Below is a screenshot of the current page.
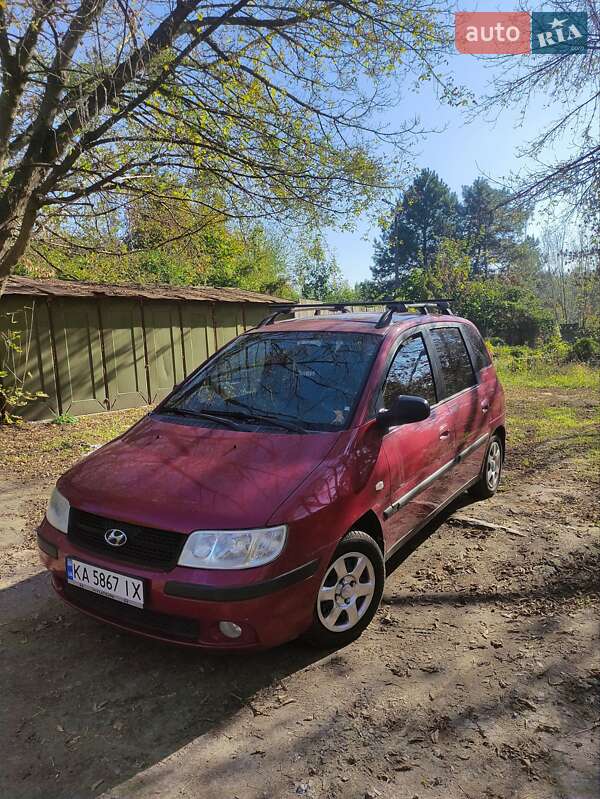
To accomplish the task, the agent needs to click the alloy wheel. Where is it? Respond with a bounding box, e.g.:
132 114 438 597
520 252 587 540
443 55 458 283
486 439 502 490
316 552 376 632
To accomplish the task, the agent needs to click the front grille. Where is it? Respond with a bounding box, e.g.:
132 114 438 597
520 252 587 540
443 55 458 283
68 508 185 570
63 583 200 642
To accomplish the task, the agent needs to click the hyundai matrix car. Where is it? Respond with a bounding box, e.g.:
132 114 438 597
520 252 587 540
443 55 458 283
37 301 505 650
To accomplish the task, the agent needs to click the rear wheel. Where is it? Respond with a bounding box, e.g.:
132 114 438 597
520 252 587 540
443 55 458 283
470 434 503 500
303 530 384 649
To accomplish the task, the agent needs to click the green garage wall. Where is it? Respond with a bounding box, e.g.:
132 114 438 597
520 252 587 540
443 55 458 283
0 294 274 420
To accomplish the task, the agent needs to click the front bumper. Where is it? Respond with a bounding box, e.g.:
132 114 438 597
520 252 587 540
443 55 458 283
37 521 323 650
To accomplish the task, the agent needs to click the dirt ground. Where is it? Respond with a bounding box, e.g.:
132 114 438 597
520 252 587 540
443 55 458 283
1 387 598 799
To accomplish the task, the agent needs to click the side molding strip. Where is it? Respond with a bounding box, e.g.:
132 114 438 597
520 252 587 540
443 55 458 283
458 432 489 461
383 433 489 520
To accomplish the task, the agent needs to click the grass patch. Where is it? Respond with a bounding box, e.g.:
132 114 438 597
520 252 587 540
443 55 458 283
506 394 598 447
504 378 599 483
497 359 599 474
496 361 600 391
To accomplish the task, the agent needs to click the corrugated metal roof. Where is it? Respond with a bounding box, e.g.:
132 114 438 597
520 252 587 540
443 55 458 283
4 276 289 304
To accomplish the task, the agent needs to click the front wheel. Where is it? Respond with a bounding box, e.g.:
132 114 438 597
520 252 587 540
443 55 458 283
303 530 385 649
470 434 503 500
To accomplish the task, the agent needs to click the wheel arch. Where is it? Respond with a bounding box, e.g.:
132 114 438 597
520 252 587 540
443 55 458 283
493 424 506 460
349 510 385 556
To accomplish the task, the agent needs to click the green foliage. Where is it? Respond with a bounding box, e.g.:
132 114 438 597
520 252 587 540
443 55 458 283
52 413 79 426
489 336 600 390
0 313 47 424
25 194 294 297
570 337 600 363
401 238 470 298
370 175 548 346
0 370 47 424
1 0 462 287
372 169 458 294
372 173 538 294
493 350 599 391
459 178 531 277
456 280 555 346
292 233 347 301
352 279 385 302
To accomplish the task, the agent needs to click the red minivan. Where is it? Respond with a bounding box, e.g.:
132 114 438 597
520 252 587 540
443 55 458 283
37 301 505 650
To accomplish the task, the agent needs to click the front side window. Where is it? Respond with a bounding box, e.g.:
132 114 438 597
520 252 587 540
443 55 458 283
381 334 437 408
429 327 476 399
162 331 381 431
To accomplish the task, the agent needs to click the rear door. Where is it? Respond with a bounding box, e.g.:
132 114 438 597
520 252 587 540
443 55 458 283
379 331 456 551
425 325 490 489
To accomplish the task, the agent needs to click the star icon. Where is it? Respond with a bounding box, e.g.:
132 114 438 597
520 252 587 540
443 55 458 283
551 17 567 28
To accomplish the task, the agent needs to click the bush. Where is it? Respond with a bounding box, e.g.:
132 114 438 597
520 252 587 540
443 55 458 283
540 336 571 362
570 337 600 363
490 339 573 373
1 311 48 424
490 341 599 391
457 280 555 346
52 413 79 425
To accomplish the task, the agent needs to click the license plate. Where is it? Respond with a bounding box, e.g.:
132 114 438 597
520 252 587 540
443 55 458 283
66 557 144 608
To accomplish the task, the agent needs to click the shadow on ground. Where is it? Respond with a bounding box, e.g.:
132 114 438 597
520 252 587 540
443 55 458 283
0 493 481 799
1 487 598 799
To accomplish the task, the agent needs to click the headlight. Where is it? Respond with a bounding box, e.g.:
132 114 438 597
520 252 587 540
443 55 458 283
178 525 287 569
46 487 70 534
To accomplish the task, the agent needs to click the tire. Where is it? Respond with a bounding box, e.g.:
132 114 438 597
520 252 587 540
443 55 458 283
303 530 385 649
470 434 503 500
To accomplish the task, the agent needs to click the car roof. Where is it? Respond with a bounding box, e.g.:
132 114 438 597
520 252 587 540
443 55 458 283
248 311 472 337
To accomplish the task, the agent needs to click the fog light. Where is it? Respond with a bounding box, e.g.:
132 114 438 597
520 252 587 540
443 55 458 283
219 621 242 639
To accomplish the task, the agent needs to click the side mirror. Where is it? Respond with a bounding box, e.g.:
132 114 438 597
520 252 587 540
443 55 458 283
376 394 431 429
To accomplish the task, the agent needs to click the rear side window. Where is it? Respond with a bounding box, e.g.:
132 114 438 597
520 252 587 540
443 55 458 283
462 325 491 372
381 334 437 408
429 328 476 399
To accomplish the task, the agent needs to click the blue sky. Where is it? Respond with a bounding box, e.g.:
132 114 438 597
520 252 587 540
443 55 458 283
325 11 572 284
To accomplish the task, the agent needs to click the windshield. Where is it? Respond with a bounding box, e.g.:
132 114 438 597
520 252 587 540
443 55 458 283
161 331 381 432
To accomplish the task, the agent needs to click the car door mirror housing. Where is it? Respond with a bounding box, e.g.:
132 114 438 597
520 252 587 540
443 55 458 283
376 395 431 429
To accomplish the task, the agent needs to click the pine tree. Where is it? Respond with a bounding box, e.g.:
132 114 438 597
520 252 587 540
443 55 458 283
459 178 530 277
371 169 458 295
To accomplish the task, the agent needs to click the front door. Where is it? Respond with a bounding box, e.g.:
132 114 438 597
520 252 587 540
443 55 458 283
379 332 455 551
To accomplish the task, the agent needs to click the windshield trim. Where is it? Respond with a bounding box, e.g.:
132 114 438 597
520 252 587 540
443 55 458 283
157 330 383 433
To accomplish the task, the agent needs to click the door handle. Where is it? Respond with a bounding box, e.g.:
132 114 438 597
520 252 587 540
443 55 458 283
439 428 450 439
481 400 490 414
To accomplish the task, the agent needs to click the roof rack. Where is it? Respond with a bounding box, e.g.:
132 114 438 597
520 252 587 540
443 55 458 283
375 299 453 328
259 302 350 326
257 299 453 328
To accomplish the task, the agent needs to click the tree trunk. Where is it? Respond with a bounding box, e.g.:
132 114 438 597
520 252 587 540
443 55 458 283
0 185 41 297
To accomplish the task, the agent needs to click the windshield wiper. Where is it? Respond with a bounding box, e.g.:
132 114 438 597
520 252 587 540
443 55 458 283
217 408 308 433
159 405 242 430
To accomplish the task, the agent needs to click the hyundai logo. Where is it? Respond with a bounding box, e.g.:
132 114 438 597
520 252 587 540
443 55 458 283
104 528 128 547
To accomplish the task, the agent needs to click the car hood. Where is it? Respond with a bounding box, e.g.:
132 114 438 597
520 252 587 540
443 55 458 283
59 415 340 532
